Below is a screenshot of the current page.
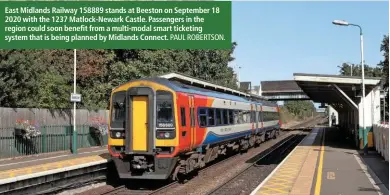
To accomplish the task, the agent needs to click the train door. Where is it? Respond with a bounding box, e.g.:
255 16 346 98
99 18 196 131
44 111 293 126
131 96 148 151
177 93 191 151
188 95 196 149
126 87 156 154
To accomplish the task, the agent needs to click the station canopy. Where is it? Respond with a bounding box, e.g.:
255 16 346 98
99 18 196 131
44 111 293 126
293 73 381 110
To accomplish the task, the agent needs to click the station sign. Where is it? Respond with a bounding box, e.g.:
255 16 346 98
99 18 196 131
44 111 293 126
70 93 82 103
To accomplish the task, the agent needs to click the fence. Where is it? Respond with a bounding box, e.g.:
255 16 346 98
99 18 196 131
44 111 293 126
0 125 108 159
0 107 109 128
373 124 389 162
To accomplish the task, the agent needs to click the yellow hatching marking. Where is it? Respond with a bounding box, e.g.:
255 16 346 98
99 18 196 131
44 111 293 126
267 180 291 188
272 177 295 183
314 129 326 195
257 131 324 194
262 186 288 193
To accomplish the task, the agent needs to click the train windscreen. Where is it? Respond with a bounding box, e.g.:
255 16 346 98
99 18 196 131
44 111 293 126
111 91 126 128
156 90 174 128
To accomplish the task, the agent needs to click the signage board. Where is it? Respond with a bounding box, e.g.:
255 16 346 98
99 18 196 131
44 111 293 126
70 93 82 102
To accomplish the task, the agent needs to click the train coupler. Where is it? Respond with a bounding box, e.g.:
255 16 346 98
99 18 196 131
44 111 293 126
131 156 154 171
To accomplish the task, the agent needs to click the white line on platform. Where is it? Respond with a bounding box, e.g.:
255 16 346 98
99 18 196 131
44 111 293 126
353 154 383 195
0 149 107 167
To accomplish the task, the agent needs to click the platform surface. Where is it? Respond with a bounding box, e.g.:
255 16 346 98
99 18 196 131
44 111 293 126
251 127 388 195
318 128 385 195
0 147 109 185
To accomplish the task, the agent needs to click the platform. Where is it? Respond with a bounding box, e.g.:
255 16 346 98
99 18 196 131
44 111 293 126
250 127 388 195
0 147 110 194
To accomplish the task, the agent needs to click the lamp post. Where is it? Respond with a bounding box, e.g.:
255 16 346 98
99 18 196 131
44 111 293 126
333 19 367 154
345 62 353 76
235 65 242 88
73 49 77 154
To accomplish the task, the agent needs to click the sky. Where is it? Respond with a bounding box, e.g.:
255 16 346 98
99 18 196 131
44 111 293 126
231 1 389 85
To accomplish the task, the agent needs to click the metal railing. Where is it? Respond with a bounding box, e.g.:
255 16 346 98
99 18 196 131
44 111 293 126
0 125 108 159
373 124 389 162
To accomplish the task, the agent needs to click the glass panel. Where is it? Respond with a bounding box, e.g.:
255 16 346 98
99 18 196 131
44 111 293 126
208 109 215 126
216 109 222 125
222 110 228 125
156 91 174 128
111 92 126 122
180 107 186 126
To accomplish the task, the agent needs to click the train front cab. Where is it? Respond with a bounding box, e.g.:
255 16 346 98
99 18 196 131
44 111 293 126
108 80 180 180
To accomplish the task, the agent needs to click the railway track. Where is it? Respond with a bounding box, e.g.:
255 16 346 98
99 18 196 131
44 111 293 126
206 133 305 195
83 116 325 195
101 147 248 195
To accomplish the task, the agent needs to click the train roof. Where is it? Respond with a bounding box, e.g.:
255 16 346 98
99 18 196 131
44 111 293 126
114 73 278 107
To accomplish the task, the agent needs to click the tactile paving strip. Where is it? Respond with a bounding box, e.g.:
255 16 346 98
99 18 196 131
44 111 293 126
0 153 110 180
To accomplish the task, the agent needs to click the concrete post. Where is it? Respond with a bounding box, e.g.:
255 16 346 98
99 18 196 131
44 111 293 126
358 86 380 149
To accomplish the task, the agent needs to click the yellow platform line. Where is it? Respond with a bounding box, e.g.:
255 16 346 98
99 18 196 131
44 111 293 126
314 129 326 195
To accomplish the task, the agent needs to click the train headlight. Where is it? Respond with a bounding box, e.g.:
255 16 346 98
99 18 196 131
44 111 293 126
156 130 175 139
110 130 125 139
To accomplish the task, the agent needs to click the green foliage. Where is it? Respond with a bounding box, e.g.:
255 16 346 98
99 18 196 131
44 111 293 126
338 63 382 77
284 100 316 119
0 44 238 110
378 35 389 122
337 34 389 122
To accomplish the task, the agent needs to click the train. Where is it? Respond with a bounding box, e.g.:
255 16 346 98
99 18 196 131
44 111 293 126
108 73 281 181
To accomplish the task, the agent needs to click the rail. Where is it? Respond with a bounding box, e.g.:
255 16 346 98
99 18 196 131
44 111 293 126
206 133 303 195
373 124 389 161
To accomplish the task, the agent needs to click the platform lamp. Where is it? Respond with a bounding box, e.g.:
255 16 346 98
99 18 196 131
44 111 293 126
332 19 367 154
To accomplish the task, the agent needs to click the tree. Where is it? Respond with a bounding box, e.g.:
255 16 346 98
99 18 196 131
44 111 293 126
284 100 316 119
338 63 382 77
378 35 389 122
0 42 239 110
378 35 389 90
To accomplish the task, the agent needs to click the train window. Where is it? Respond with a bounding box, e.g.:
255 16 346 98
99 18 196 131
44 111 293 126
259 112 262 122
250 111 255 123
263 112 269 121
180 107 186 126
156 91 174 128
228 110 234 124
242 111 250 123
238 110 245 124
198 108 207 127
208 109 215 126
111 91 126 125
234 110 239 124
222 110 228 125
216 109 222 125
